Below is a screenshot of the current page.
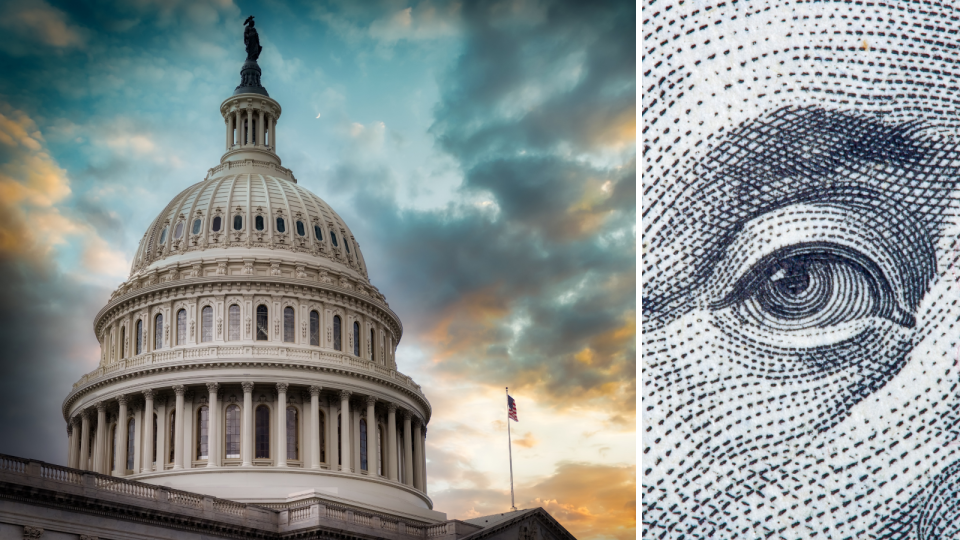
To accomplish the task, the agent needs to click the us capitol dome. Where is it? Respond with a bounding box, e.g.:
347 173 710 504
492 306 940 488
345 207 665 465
59 27 439 523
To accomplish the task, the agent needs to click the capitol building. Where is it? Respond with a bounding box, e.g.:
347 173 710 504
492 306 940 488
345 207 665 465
0 20 574 540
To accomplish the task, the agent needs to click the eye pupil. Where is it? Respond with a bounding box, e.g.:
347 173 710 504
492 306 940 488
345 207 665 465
771 263 810 295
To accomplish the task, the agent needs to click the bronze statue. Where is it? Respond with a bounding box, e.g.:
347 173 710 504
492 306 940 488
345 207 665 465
243 16 262 61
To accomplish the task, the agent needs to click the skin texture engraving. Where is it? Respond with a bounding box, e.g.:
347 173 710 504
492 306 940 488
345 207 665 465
642 2 960 538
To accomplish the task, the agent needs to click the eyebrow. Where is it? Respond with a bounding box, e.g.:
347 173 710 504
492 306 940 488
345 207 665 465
644 106 958 320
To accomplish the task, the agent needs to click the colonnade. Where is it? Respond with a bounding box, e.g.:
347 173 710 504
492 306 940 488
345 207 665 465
66 382 428 494
225 105 276 152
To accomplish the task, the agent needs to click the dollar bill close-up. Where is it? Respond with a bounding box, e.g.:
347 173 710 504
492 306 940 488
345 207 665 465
642 1 960 538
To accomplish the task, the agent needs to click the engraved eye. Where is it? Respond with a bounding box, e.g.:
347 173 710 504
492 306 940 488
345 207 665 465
713 244 914 331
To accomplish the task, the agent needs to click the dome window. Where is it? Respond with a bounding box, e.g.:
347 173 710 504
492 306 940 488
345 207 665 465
331 231 339 247
233 216 243 231
256 305 268 341
345 240 350 254
314 225 323 241
276 217 286 233
174 222 184 239
192 219 202 235
212 216 222 232
255 216 265 231
159 228 167 244
296 221 305 236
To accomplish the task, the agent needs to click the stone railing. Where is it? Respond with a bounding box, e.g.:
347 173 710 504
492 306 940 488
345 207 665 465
0 454 477 539
72 345 424 397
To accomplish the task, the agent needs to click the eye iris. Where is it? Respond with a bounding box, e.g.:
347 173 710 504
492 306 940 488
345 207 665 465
742 254 877 330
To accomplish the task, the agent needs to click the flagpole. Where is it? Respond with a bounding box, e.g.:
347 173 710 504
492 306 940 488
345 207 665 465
507 386 516 511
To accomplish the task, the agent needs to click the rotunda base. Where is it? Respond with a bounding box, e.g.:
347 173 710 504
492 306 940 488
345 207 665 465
133 467 444 522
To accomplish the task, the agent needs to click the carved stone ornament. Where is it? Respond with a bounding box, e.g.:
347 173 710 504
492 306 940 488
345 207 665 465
192 263 202 277
242 381 254 393
217 317 223 336
274 319 280 335
296 265 307 278
245 317 252 335
319 270 333 284
242 262 254 275
190 320 196 337
217 262 227 275
340 276 353 290
80 535 99 540
270 262 281 276
23 526 43 539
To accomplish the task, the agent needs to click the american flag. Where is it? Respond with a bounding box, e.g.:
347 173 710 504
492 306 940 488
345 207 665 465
507 395 518 422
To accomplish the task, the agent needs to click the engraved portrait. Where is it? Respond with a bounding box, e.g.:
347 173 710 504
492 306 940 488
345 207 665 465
643 1 960 538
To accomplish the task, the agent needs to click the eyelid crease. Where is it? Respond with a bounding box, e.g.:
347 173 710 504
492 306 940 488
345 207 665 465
705 202 920 319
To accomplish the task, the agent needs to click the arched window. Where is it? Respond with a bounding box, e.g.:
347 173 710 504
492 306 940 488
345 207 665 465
255 405 270 459
318 410 326 463
176 309 187 345
212 216 222 232
370 328 375 360
286 407 298 460
126 418 135 470
296 221 305 236
360 418 368 471
174 222 184 239
331 231 339 247
276 217 286 233
310 310 320 346
225 405 240 459
155 314 163 350
120 326 126 358
159 227 167 244
353 322 360 356
283 306 295 343
233 215 243 230
333 315 342 351
197 406 209 459
255 215 265 231
228 304 240 341
192 218 202 235
345 240 350 254
169 411 176 463
201 306 213 343
136 320 143 355
256 305 268 341
314 225 323 241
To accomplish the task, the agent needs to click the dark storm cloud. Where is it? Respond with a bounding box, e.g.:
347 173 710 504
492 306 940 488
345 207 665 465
330 0 636 419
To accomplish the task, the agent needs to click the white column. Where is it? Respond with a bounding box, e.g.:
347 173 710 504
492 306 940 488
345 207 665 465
258 109 265 146
79 411 91 471
132 403 142 474
366 397 377 475
142 390 154 472
353 402 361 472
115 395 128 476
66 423 75 469
156 398 167 471
234 109 242 147
70 418 81 469
339 390 351 473
206 383 219 467
402 411 413 486
246 108 253 146
422 426 428 493
310 386 321 469
269 114 276 151
172 385 185 470
387 403 398 481
413 418 423 490
276 383 288 467
242 382 254 466
327 396 337 468
95 402 107 474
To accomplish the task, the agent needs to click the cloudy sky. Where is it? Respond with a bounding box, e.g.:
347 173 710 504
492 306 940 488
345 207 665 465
0 0 635 538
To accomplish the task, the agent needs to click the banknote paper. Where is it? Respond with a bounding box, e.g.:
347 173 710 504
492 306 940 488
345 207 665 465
642 1 960 538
